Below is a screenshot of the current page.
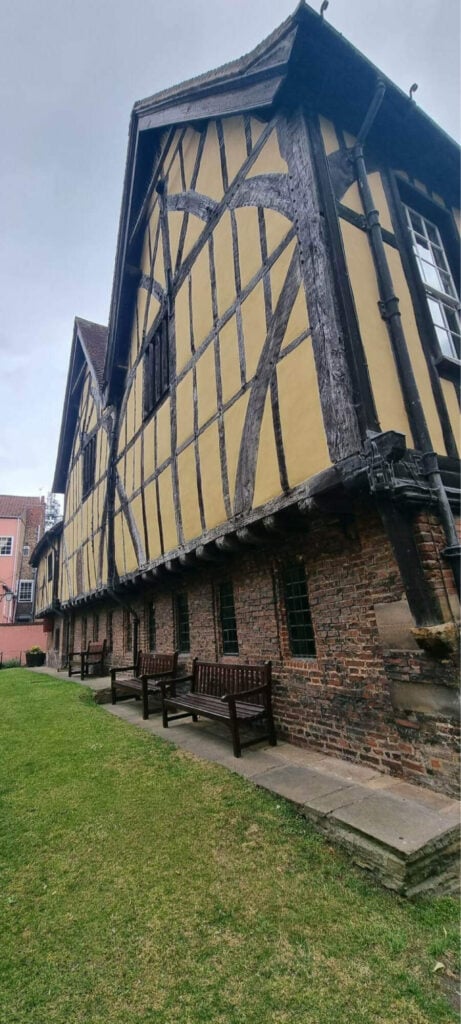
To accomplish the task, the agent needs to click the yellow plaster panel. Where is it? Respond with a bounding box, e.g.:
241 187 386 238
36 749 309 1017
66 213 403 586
101 542 108 587
125 444 135 498
241 279 266 381
192 244 214 347
253 394 281 508
175 278 192 373
167 148 183 195
319 116 339 156
341 181 363 218
126 387 135 447
246 129 288 177
164 129 183 175
386 244 447 454
224 391 249 506
156 398 171 468
270 237 297 310
182 213 204 262
144 480 162 561
195 121 224 201
264 209 292 256
182 127 201 189
132 437 142 494
114 512 125 576
87 405 97 435
277 340 331 486
145 205 160 262
199 422 227 529
353 172 401 232
343 130 356 148
234 206 262 288
88 542 96 591
136 285 149 341
281 285 310 351
177 445 202 541
370 172 394 234
196 345 217 427
219 317 242 403
452 209 461 235
142 417 155 480
440 380 460 451
250 117 265 148
153 234 166 291
157 467 178 554
140 219 153 276
144 294 161 341
176 373 194 447
131 494 145 557
134 367 143 436
168 211 184 270
222 116 247 183
341 220 413 443
213 212 236 317
122 510 138 574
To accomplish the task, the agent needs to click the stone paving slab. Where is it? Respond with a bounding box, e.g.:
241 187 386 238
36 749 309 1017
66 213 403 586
331 791 457 855
27 667 460 894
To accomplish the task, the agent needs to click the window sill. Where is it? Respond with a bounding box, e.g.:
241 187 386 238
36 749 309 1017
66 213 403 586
434 354 460 383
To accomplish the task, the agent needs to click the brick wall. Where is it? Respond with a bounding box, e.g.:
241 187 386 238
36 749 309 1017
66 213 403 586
0 624 46 662
57 500 459 796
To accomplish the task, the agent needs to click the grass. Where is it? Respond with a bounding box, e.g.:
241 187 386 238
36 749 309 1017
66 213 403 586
0 669 459 1024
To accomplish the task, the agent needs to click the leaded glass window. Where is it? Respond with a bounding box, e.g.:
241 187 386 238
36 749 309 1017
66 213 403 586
283 562 316 658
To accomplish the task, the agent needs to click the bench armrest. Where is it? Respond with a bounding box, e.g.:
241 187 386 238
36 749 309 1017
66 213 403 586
221 682 270 703
111 664 137 680
68 650 84 658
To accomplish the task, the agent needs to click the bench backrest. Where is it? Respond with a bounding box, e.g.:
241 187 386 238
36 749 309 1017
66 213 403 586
192 660 271 702
136 651 178 678
86 640 106 662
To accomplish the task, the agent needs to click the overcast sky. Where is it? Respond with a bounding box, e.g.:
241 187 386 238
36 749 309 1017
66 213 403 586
0 0 459 500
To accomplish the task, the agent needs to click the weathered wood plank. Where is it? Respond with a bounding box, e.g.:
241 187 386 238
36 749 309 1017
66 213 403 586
278 109 362 462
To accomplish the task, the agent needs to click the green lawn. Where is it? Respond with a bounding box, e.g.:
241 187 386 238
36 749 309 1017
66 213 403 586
0 669 458 1024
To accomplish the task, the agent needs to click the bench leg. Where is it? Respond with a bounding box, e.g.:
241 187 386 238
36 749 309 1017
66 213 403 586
162 702 169 728
228 706 241 758
111 683 116 705
142 679 149 720
192 713 198 722
265 694 277 747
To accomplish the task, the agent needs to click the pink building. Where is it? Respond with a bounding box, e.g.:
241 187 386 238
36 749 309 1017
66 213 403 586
0 496 45 624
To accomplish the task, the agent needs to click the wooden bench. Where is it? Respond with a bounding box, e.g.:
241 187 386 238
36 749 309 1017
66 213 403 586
162 659 276 757
68 639 107 681
111 651 178 720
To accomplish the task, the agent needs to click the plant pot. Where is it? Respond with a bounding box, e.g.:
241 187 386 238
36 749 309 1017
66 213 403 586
25 652 46 667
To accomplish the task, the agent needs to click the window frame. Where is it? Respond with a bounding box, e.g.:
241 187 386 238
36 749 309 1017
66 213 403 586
403 203 460 362
174 593 190 654
390 176 460 380
82 432 97 501
18 579 34 603
218 580 239 656
143 315 170 420
282 561 316 659
0 536 13 556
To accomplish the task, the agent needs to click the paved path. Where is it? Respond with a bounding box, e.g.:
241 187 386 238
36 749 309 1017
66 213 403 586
31 666 460 895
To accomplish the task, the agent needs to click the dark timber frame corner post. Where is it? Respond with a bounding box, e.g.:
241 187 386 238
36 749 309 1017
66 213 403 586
278 107 362 466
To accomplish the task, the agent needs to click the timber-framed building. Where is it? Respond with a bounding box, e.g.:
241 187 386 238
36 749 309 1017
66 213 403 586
31 3 461 795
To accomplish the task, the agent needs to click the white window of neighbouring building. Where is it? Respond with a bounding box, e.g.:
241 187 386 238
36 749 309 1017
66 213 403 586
18 579 34 602
0 537 13 555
